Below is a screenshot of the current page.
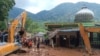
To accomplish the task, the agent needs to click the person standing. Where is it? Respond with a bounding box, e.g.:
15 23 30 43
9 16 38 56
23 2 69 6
33 37 36 45
0 30 2 42
2 30 8 42
36 37 40 49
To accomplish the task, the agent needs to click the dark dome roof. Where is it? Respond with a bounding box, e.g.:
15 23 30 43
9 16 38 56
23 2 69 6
74 7 94 22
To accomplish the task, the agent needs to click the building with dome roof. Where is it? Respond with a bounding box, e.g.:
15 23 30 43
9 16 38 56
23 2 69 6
74 7 94 22
44 6 100 49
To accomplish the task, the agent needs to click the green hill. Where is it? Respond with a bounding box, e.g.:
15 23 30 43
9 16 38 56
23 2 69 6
9 2 100 22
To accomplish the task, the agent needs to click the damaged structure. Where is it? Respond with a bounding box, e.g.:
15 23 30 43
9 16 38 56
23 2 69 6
45 6 100 50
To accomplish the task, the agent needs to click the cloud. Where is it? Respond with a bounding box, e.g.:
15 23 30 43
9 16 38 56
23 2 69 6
15 0 100 13
15 0 56 13
25 6 43 14
15 0 30 8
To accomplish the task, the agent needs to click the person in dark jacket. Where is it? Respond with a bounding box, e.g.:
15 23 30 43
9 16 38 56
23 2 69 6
33 37 36 45
18 27 25 38
1 30 8 42
15 33 21 43
36 37 40 49
0 30 2 42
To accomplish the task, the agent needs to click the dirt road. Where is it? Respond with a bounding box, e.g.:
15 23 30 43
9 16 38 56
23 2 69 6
8 45 100 56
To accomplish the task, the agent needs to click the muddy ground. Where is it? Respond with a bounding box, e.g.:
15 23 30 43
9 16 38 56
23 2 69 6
8 45 100 56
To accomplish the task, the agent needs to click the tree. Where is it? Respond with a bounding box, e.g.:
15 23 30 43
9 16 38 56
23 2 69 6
0 0 15 30
25 17 38 33
0 0 15 21
25 17 46 33
0 21 6 30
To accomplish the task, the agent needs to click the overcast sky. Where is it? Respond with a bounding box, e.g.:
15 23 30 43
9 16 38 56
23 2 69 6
15 0 100 14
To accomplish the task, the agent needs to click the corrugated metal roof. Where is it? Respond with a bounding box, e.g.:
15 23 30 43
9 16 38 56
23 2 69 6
59 28 79 32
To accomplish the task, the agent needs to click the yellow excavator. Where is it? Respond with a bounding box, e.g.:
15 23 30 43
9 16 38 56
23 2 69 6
79 23 100 55
0 11 26 56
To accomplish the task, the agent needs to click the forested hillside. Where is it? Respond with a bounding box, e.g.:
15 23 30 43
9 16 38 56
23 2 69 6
9 2 100 22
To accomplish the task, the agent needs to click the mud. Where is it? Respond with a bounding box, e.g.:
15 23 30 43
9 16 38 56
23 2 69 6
8 45 100 56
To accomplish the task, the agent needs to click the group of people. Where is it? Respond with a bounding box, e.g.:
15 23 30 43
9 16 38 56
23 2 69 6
0 27 25 43
15 28 33 48
0 27 42 50
16 28 41 49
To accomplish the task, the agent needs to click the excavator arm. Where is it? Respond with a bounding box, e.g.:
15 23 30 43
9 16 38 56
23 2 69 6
79 23 92 54
79 23 100 55
0 11 27 56
8 11 27 43
21 11 27 28
8 19 19 43
85 28 100 32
